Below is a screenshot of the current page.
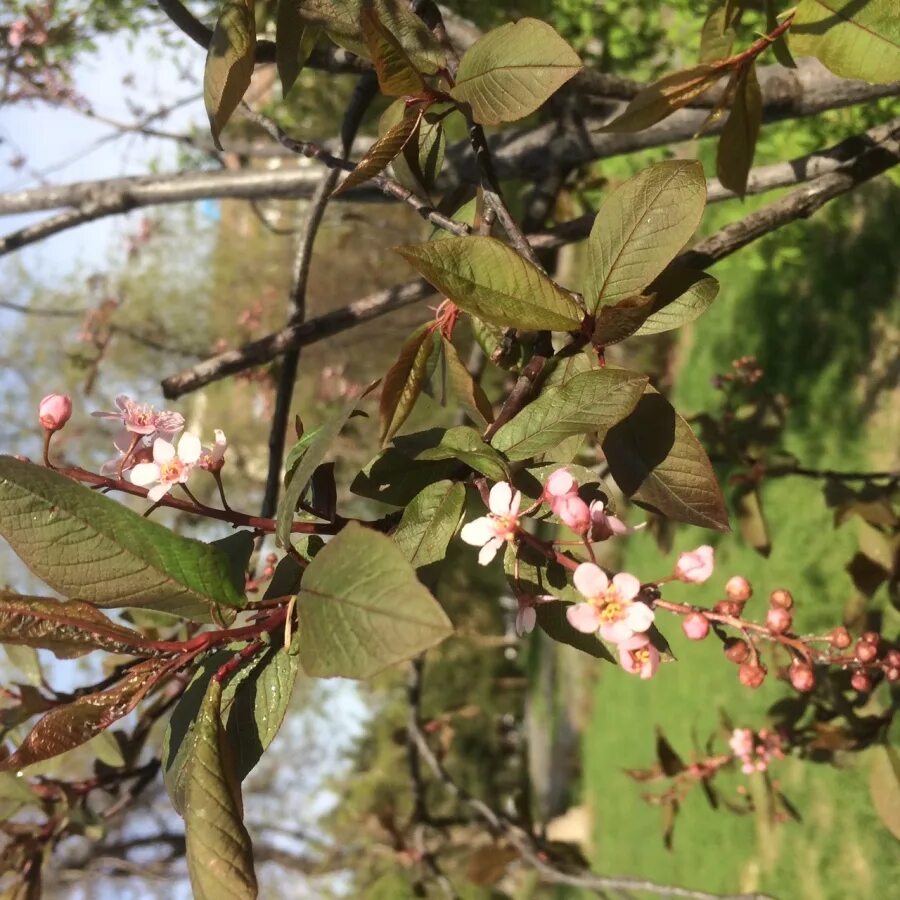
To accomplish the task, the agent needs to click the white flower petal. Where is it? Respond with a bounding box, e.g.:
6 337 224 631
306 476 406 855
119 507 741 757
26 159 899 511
488 482 513 516
460 517 496 547
147 483 171 503
508 489 522 517
177 431 202 464
517 606 537 636
573 562 608 600
566 602 601 634
625 601 654 634
153 437 175 464
130 463 161 486
477 537 503 566
612 572 641 602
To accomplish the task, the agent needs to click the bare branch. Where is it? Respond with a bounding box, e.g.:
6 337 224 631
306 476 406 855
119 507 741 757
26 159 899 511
162 279 435 399
530 117 900 249
161 127 898 399
445 60 900 184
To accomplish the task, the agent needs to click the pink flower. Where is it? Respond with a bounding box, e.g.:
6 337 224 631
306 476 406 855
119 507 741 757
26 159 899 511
99 429 153 476
515 594 551 637
38 393 72 432
728 728 754 758
555 493 591 533
460 482 522 566
544 468 576 502
92 394 184 438
198 429 227 472
617 634 660 679
588 499 633 542
130 433 202 502
566 562 653 642
674 545 715 584
8 20 27 50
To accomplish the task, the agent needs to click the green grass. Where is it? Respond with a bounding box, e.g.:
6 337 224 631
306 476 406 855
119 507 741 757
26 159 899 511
581 181 900 897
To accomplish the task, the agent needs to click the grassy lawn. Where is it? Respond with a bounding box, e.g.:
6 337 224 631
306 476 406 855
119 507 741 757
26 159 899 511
582 181 900 898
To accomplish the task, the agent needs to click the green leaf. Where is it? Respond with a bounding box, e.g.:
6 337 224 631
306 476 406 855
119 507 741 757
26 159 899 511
297 522 453 678
699 1 737 62
184 680 258 900
283 426 322 482
225 640 302 780
735 484 771 557
869 745 900 840
0 591 146 658
491 369 649 461
416 426 509 481
397 236 584 332
536 601 615 662
379 326 438 444
602 389 729 531
441 337 493 428
716 63 762 199
450 18 582 125
351 447 461 507
205 0 257 150
276 394 365 547
296 0 444 72
585 160 707 313
361 4 424 96
0 457 246 620
0 659 164 772
402 110 447 193
334 108 420 196
3 645 42 686
392 480 465 567
276 2 318 96
601 64 725 133
633 268 720 336
789 0 900 84
764 0 796 68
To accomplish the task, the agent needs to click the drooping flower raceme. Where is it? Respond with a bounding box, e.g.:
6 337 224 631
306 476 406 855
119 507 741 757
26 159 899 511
617 634 660 679
566 562 654 643
130 433 202 502
460 482 522 566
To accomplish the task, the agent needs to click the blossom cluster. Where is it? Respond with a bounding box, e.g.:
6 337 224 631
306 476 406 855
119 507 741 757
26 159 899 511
459 467 720 680
728 727 785 774
38 392 227 504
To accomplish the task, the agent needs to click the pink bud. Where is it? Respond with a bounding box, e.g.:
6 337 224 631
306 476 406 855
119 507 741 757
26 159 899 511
555 493 590 533
739 662 766 689
544 467 575 501
850 671 871 693
725 575 752 603
674 545 715 584
682 613 710 641
766 607 792 634
39 393 72 432
789 662 815 693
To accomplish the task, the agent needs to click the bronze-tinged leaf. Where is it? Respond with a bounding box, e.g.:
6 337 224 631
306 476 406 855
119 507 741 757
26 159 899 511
361 4 424 96
656 728 685 776
591 293 657 346
634 267 720 336
0 591 148 659
602 388 730 531
0 659 165 772
205 0 257 149
716 63 762 199
441 337 493 428
379 326 438 444
601 63 727 133
333 109 420 196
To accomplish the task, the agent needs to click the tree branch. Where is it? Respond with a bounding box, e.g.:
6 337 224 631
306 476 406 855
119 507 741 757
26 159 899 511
160 128 899 399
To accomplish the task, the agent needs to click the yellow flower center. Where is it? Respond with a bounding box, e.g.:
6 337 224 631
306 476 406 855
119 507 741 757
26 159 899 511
159 459 186 483
632 648 650 665
599 600 623 623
